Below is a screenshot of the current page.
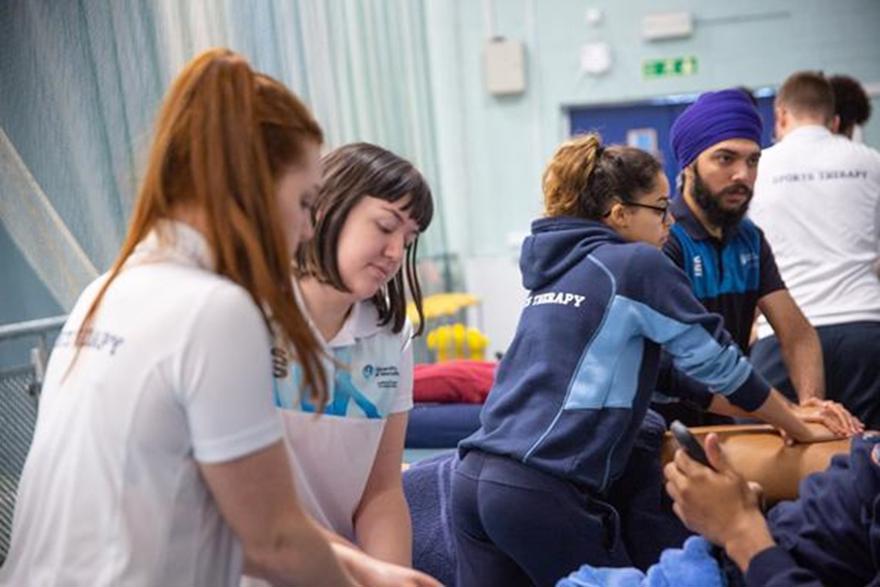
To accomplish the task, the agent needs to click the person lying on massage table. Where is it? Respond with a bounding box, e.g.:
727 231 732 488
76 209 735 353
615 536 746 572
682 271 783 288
559 428 876 586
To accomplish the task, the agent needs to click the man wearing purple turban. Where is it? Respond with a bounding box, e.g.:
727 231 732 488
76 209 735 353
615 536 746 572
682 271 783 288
652 89 826 426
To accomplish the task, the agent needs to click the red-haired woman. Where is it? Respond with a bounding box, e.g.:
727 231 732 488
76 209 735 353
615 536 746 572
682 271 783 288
0 50 434 587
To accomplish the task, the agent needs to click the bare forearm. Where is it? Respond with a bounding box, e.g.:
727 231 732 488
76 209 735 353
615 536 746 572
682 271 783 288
750 389 811 440
759 290 825 403
244 515 352 587
778 329 825 402
722 511 777 573
354 488 413 566
200 444 353 587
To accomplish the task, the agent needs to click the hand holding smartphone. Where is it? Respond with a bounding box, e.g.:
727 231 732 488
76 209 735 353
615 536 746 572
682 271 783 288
670 420 716 471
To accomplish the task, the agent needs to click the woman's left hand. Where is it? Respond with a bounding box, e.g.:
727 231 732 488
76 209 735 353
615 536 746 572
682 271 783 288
792 398 863 437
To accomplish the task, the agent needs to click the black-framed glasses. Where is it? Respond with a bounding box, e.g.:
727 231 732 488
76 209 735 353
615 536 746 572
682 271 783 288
604 201 671 223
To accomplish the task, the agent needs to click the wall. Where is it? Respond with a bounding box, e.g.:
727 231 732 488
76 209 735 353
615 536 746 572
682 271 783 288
0 0 444 369
426 0 880 356
3 1 879 361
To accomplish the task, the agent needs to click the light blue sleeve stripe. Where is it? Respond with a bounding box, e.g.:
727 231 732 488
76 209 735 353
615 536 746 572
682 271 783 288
564 295 642 410
564 295 751 411
624 297 751 396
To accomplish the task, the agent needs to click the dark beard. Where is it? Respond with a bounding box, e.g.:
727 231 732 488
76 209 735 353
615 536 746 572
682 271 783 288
691 167 752 230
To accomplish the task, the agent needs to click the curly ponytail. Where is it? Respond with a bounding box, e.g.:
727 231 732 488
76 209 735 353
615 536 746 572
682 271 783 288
542 133 663 220
542 134 604 218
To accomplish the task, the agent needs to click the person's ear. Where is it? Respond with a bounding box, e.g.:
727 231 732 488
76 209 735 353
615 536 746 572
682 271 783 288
774 104 785 120
681 165 696 198
830 114 841 134
684 164 695 181
774 105 789 138
605 201 629 228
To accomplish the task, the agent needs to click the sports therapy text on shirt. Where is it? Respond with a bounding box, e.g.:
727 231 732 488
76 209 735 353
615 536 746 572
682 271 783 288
771 169 868 183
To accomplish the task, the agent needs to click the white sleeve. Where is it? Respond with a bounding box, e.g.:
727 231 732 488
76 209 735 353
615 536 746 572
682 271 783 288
175 284 282 463
873 152 880 248
389 321 414 414
874 176 880 253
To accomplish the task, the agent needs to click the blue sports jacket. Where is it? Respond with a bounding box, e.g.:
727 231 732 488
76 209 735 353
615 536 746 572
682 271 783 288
460 217 770 492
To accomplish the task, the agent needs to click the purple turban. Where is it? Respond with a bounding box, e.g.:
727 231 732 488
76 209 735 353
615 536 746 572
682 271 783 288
669 89 763 171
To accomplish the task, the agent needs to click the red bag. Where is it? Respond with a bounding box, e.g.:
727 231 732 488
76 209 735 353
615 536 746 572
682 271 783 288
413 360 496 404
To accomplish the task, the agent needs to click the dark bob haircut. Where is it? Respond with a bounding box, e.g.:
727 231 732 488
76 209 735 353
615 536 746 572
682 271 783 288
297 142 434 335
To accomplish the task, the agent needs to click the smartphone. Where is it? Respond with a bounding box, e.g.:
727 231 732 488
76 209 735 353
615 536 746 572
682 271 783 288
670 420 715 470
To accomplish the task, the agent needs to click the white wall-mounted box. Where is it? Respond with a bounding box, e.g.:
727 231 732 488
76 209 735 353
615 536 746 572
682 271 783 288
642 12 694 41
484 38 526 96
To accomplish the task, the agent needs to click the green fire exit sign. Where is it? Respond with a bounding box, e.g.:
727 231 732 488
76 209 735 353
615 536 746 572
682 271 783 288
642 56 698 79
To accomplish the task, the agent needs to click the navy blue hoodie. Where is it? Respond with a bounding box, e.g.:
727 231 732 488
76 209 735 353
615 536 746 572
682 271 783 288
460 217 770 492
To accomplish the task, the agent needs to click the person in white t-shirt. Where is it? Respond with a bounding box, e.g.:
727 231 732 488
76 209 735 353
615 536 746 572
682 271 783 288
750 70 880 428
0 49 437 587
267 143 434 570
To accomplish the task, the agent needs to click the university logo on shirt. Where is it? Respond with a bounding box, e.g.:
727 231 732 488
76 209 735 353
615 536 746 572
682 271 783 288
273 346 401 419
739 252 759 268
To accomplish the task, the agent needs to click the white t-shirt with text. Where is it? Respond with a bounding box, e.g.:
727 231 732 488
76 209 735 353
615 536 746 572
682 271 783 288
751 125 880 337
0 222 282 587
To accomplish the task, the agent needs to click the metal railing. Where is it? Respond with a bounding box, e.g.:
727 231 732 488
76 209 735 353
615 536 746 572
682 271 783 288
0 315 66 564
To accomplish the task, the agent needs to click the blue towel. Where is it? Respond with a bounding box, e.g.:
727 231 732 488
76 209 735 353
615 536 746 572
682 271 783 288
403 451 458 586
556 537 724 587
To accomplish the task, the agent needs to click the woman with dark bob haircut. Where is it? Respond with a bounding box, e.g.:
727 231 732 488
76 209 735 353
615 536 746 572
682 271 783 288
251 142 436 583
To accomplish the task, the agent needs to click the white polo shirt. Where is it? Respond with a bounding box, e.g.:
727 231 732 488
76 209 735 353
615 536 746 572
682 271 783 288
0 222 282 587
272 287 413 541
751 125 880 338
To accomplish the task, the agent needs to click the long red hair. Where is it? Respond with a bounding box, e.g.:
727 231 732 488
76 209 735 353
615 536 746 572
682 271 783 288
70 48 328 405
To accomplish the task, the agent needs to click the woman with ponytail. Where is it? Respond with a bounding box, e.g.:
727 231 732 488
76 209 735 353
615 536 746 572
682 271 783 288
0 49 428 587
450 134 852 586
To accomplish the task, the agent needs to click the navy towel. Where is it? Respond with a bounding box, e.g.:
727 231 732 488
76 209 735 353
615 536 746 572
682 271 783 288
404 451 458 586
